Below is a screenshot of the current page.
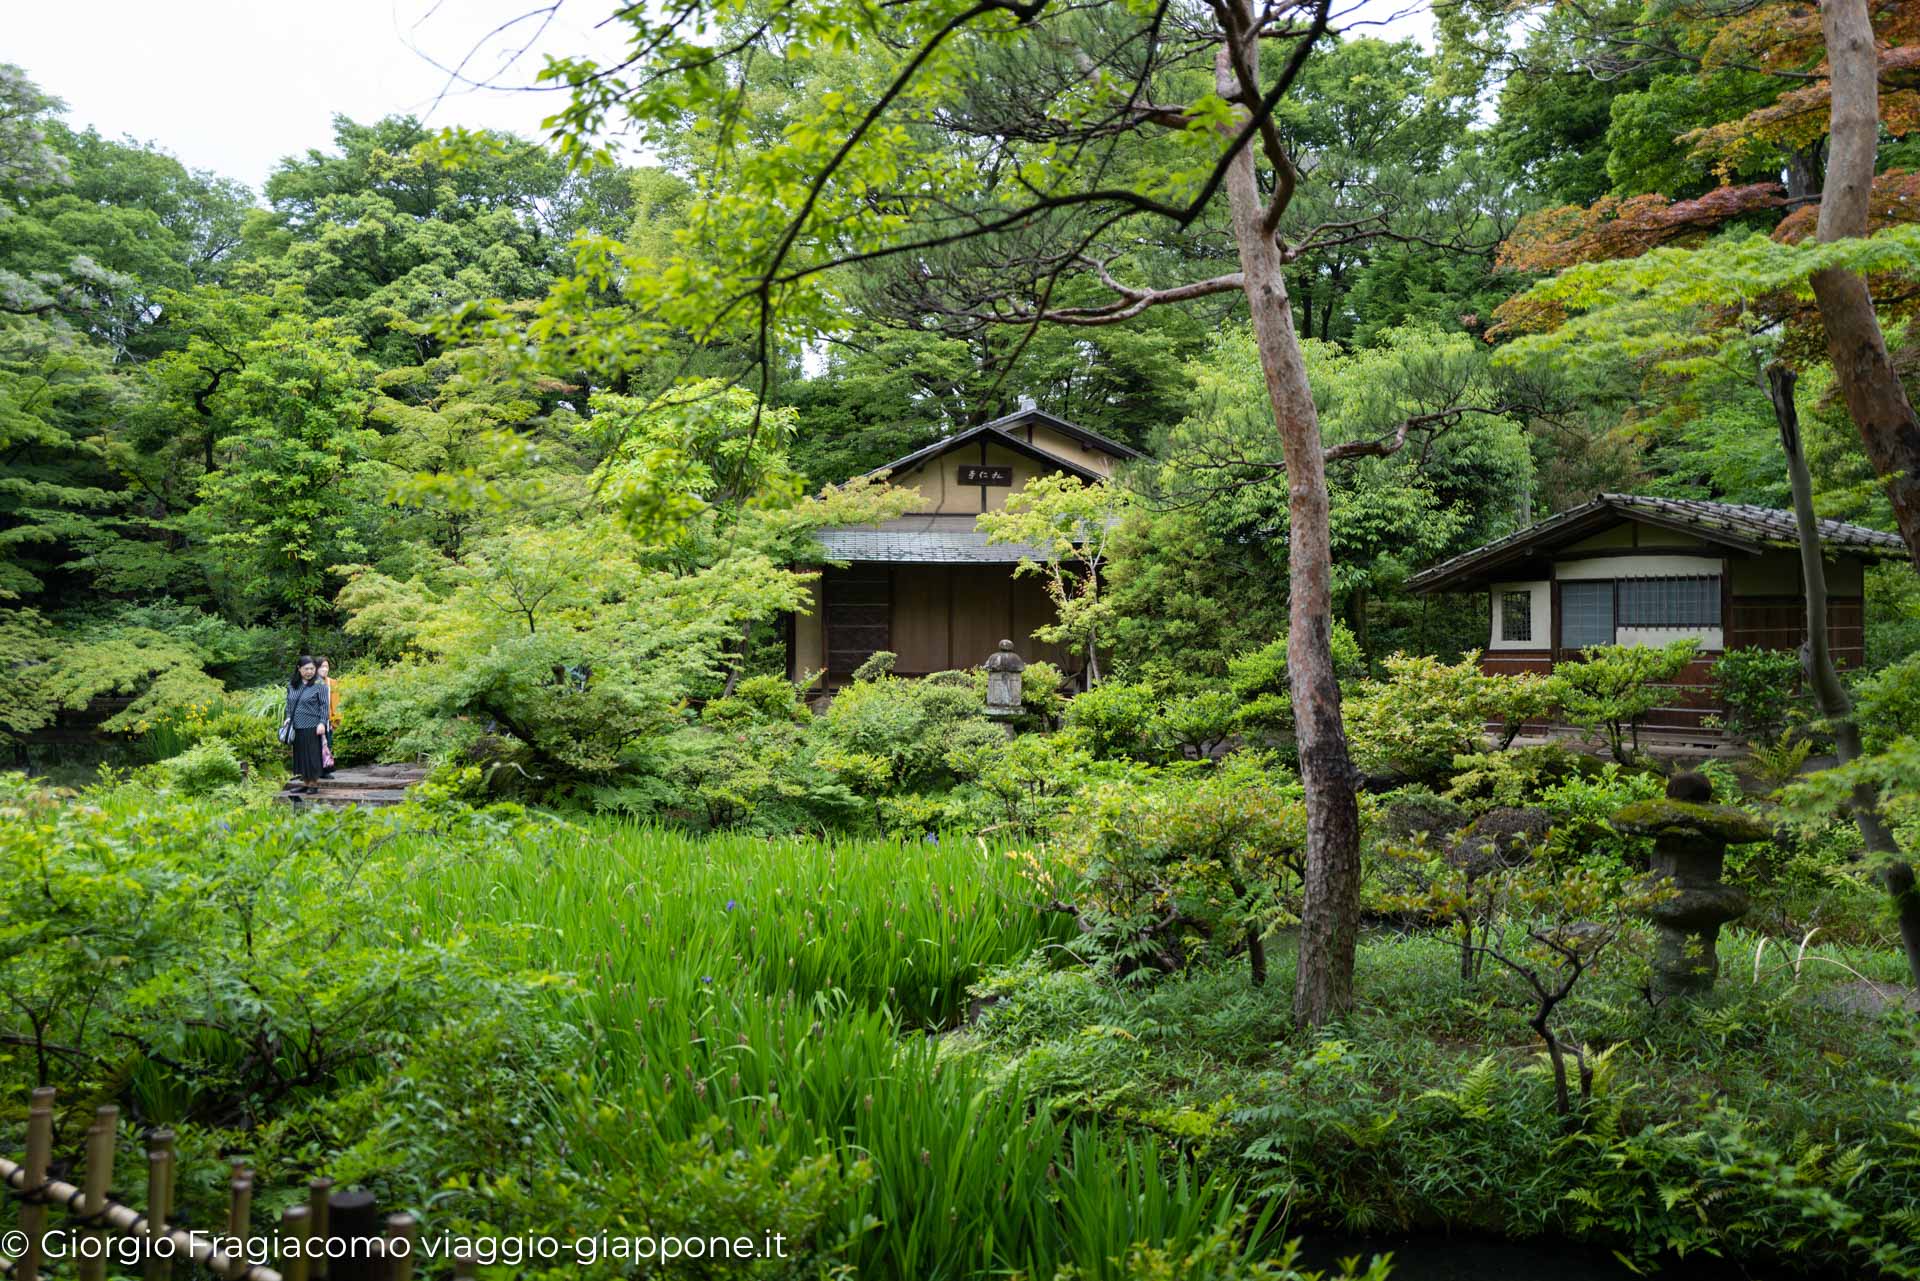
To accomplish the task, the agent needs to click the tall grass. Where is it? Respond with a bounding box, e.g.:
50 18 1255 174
403 821 1253 1279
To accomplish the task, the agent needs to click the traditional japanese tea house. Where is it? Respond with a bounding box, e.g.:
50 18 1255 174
788 405 1139 684
1407 494 1906 730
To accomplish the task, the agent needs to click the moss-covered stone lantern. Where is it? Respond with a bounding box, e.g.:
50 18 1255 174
1613 773 1772 996
983 640 1026 732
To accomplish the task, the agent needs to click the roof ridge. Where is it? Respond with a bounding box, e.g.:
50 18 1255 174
1409 492 1903 593
976 406 1143 460
866 422 1107 483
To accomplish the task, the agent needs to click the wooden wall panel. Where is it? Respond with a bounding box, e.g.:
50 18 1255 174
1728 595 1866 671
891 568 952 675
949 567 1013 670
1011 573 1073 670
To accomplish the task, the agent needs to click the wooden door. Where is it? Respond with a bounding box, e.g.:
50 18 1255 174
824 567 891 676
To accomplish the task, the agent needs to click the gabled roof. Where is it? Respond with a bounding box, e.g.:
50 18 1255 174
866 409 1141 483
866 423 1102 483
975 406 1143 461
812 516 1050 564
1408 494 1907 593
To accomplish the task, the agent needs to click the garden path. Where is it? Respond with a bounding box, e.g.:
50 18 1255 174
277 762 427 808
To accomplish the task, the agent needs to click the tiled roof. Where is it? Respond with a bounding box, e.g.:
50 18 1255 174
1606 494 1906 552
1409 493 1905 592
811 517 1051 564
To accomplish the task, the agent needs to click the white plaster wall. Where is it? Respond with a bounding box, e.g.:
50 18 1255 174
1617 626 1724 650
1555 555 1720 580
1490 580 1550 650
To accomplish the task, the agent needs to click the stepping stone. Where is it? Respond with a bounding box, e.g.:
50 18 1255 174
278 762 427 810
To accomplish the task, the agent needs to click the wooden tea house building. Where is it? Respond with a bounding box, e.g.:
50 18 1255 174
788 405 1139 684
1408 494 1906 731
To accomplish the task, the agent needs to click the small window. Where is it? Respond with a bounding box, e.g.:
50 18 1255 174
1561 581 1615 650
1500 591 1533 643
1617 576 1721 628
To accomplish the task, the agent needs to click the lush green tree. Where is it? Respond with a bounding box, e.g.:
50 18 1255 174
979 473 1130 682
187 315 385 634
1123 323 1535 668
1489 2 1654 206
1274 36 1502 346
239 116 599 368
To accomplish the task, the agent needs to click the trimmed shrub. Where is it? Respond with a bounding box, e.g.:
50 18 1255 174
164 736 245 796
1712 647 1804 740
1344 652 1496 781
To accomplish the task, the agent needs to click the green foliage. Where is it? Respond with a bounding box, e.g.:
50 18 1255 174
1747 729 1815 789
162 736 244 796
1059 755 1306 986
0 777 549 1129
661 717 863 833
1154 689 1241 760
1118 326 1533 674
187 314 386 629
979 474 1129 681
949 728 1099 837
1553 640 1701 764
1444 742 1600 813
338 517 812 791
1534 765 1667 871
34 622 227 735
702 673 812 728
1780 736 1920 854
1344 652 1499 780
1392 852 1659 1113
1064 678 1165 763
816 670 999 796
969 920 1920 1277
1853 652 1920 755
1225 625 1365 742
1713 647 1805 741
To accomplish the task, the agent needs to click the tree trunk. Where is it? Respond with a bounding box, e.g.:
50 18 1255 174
1767 363 1920 987
1217 46 1363 1028
1808 0 1920 569
1784 142 1823 202
1347 584 1369 666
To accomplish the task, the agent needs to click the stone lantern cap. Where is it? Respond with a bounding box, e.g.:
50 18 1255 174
1611 798 1773 845
983 640 1027 672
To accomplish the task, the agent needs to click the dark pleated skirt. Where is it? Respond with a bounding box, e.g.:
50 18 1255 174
291 725 326 779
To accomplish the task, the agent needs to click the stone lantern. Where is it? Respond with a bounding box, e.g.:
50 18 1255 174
1613 773 1772 996
983 640 1026 730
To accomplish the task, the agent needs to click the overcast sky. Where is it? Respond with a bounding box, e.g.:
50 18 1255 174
8 0 635 191
10 0 1436 195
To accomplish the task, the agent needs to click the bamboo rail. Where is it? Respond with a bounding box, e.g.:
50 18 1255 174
2 1088 469 1280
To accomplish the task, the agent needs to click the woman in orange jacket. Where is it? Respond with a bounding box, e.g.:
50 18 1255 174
317 657 343 777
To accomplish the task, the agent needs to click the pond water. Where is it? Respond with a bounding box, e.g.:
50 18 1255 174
1293 1233 1811 1280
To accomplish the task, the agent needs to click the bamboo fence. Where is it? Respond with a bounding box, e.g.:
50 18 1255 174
2 1089 478 1281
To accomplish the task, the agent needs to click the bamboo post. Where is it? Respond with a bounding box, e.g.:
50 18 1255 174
146 1129 175 1281
383 1214 417 1281
75 1105 118 1281
17 1086 54 1281
325 1188 378 1281
306 1177 334 1281
224 1169 255 1279
228 1161 254 1238
279 1206 311 1281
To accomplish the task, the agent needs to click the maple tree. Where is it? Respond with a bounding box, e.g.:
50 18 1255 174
1489 0 1920 563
